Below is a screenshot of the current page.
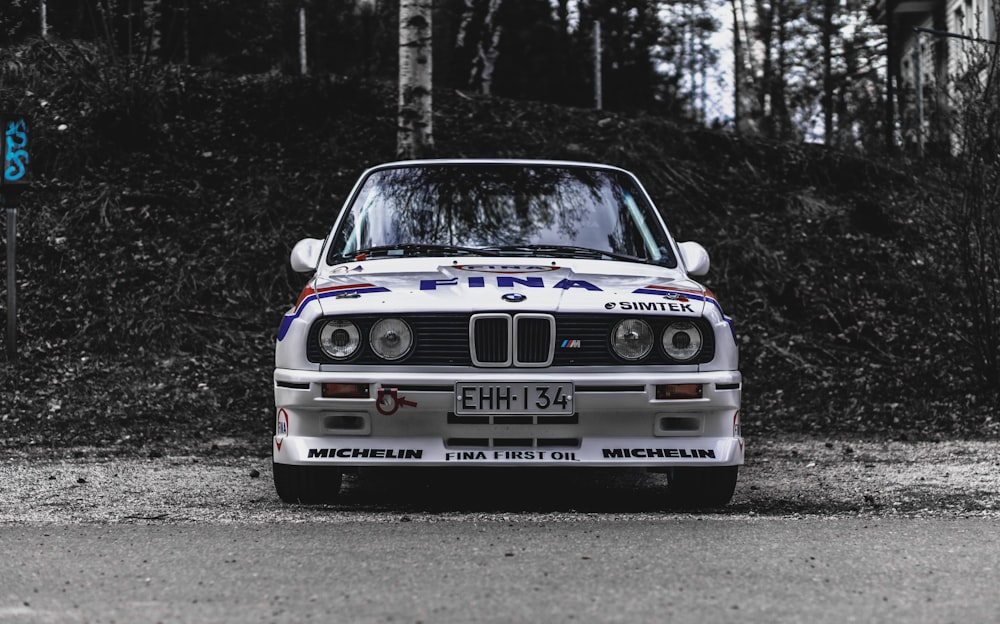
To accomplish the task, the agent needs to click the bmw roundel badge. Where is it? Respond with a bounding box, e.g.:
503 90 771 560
502 293 527 303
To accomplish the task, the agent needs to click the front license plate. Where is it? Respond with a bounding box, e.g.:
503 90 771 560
455 382 574 415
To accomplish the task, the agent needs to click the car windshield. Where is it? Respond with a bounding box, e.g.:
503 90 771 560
327 163 676 267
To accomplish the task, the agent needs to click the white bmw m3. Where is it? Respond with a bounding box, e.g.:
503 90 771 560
273 159 743 506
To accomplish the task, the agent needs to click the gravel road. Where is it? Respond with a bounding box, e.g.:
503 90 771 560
1 435 997 522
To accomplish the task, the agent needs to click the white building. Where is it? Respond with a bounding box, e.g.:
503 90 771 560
877 0 997 153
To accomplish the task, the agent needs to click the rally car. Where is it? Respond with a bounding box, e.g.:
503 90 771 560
273 159 743 506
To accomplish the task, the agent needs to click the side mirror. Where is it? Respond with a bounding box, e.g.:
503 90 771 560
290 238 324 273
678 241 710 276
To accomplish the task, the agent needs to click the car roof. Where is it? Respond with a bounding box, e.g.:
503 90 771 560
361 158 634 176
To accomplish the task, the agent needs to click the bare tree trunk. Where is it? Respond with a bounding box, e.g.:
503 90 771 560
143 0 161 63
732 0 758 133
731 0 741 128
556 0 569 34
456 0 475 53
822 0 833 144
457 0 504 95
773 0 791 138
357 0 377 78
593 20 602 109
299 6 308 76
40 0 48 38
755 0 775 136
885 10 896 152
473 0 503 95
398 0 434 159
180 0 190 65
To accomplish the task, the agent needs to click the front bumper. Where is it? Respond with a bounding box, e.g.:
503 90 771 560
273 368 743 468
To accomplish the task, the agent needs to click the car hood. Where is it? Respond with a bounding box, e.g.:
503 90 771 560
308 257 709 318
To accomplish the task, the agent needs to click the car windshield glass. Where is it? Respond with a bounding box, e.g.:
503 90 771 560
327 164 676 267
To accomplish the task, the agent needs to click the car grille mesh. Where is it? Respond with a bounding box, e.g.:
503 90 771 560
307 313 715 366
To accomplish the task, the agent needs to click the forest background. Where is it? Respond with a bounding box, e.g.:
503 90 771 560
2 0 892 143
0 0 998 455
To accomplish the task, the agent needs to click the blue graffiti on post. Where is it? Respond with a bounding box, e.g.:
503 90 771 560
4 119 29 184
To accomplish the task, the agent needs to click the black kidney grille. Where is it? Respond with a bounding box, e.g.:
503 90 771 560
516 316 553 364
472 316 510 364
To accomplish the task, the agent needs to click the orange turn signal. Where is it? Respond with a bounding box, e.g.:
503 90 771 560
655 383 703 400
322 383 370 399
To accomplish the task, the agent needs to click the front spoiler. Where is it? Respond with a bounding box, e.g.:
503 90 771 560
274 435 744 467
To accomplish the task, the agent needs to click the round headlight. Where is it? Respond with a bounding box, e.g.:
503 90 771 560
611 319 653 361
318 320 361 360
662 321 703 361
370 318 413 360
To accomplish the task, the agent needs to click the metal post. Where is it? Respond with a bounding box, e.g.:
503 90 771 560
914 30 924 157
593 20 602 110
4 193 16 362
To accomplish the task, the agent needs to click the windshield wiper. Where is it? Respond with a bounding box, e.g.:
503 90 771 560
484 244 648 264
336 244 502 261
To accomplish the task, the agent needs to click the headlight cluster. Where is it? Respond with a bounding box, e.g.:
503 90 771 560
317 318 413 361
611 319 704 362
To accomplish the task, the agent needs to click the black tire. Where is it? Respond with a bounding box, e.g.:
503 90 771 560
667 465 738 508
273 461 343 504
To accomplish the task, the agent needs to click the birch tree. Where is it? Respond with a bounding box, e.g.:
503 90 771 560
456 0 503 95
398 0 434 159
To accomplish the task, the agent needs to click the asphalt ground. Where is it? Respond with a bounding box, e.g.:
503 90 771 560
1 436 998 623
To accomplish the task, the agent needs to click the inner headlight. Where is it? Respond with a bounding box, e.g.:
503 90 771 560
318 320 361 360
370 318 413 360
611 319 653 361
662 321 703 361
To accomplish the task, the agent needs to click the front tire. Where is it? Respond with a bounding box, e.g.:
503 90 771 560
667 465 738 508
273 461 343 504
